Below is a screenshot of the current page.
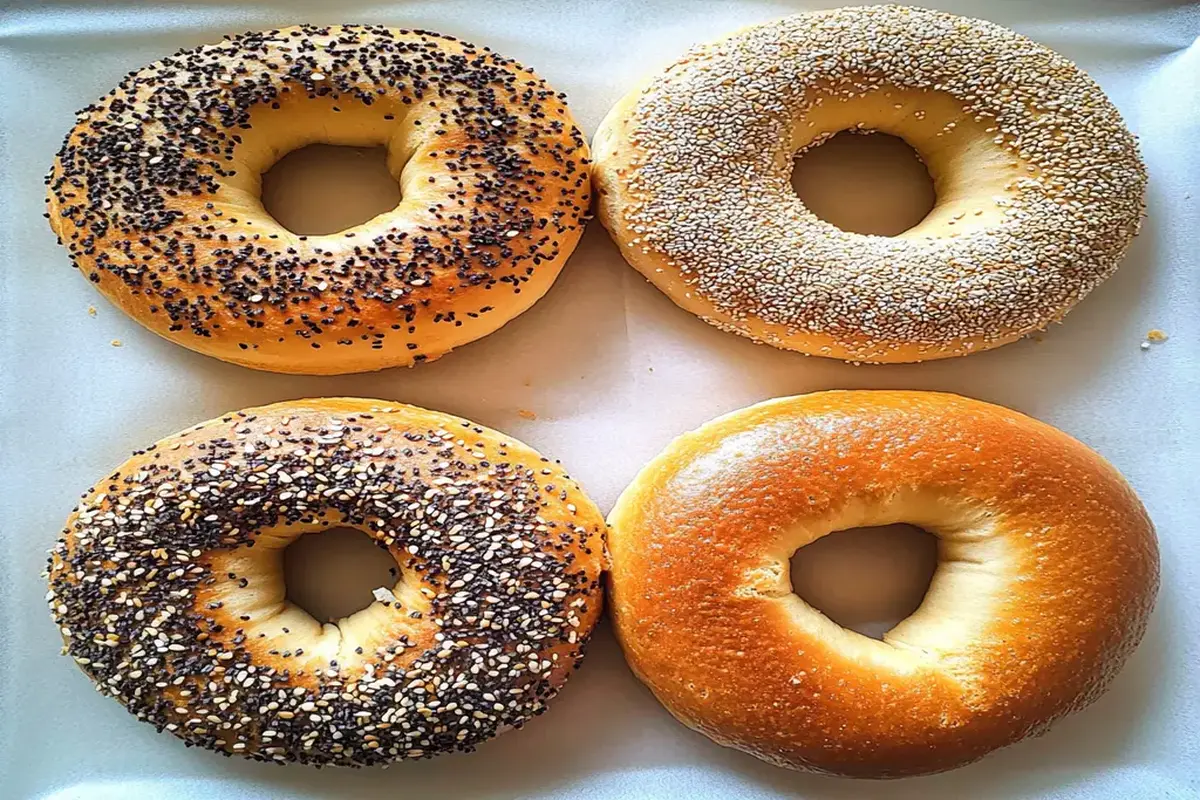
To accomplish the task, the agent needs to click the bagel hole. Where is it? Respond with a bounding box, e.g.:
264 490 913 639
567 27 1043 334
261 144 401 236
791 132 935 236
789 524 938 639
282 526 401 622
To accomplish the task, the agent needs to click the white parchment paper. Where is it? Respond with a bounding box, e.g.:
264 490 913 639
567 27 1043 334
2 2 1197 798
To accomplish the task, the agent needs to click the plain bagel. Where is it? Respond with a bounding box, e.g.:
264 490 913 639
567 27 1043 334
607 391 1158 777
46 25 592 374
592 6 1147 362
46 398 606 765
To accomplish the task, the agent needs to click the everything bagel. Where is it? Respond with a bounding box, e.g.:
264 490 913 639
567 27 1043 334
46 399 606 765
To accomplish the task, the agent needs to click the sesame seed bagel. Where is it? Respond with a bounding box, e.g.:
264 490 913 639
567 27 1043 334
46 398 605 766
592 6 1147 363
45 25 591 374
607 391 1158 777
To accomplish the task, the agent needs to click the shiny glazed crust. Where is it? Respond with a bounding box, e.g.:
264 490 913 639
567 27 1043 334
607 391 1158 777
47 399 606 765
46 26 591 374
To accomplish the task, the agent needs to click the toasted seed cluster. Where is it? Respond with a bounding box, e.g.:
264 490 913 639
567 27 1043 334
46 401 605 766
610 5 1147 356
45 25 590 369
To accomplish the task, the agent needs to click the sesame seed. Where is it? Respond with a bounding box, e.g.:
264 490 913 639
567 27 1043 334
45 399 604 766
593 6 1146 361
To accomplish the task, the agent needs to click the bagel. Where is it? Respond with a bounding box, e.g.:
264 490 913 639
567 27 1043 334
45 399 606 765
45 25 591 374
607 391 1158 777
592 6 1147 363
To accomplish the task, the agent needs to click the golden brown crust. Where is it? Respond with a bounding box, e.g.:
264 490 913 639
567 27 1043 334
592 6 1146 363
47 398 606 765
46 25 591 374
607 391 1158 777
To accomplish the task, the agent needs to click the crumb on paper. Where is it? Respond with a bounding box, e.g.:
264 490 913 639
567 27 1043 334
1141 329 1169 350
517 409 537 421
87 305 97 317
110 339 122 347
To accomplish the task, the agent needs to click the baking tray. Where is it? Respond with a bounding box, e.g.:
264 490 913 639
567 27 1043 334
2 1 1198 798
